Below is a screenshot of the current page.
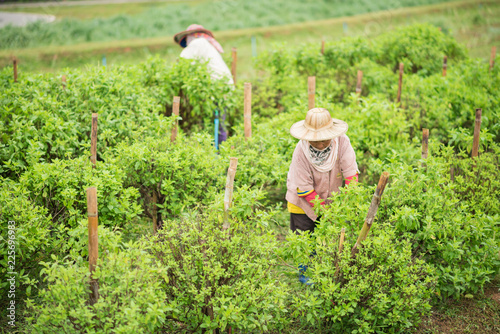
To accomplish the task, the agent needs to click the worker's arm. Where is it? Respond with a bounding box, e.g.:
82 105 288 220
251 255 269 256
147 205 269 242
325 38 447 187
298 188 325 207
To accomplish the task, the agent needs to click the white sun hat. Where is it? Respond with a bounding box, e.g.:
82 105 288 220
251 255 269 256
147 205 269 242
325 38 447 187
290 108 348 141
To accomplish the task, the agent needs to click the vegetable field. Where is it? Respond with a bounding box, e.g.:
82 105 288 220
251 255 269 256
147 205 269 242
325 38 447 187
1 24 499 333
0 0 461 49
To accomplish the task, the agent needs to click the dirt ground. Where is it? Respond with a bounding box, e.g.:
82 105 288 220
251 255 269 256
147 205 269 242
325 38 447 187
415 282 500 334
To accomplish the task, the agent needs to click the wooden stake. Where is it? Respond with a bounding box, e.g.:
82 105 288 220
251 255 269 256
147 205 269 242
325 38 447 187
61 75 67 89
490 46 496 71
231 47 237 84
471 108 482 158
334 227 346 277
356 70 363 97
422 128 429 160
90 113 98 169
170 96 180 142
13 58 17 83
338 228 346 254
442 56 447 77
308 76 315 110
321 40 325 55
223 158 238 231
86 187 99 304
244 83 252 139
351 172 390 258
396 62 404 104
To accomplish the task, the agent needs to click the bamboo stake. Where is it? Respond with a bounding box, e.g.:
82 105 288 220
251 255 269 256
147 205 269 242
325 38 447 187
13 58 17 83
356 70 363 98
231 47 237 84
244 82 252 139
338 228 346 254
170 96 180 142
86 187 99 304
471 108 482 158
223 158 238 231
321 40 325 55
90 113 98 169
334 228 346 277
490 46 496 71
422 128 429 160
61 75 67 89
442 56 447 77
396 62 404 104
351 172 390 258
308 76 315 110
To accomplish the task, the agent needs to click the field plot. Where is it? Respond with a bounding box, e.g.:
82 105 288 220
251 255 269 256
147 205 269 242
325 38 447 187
0 3 499 334
1 0 500 74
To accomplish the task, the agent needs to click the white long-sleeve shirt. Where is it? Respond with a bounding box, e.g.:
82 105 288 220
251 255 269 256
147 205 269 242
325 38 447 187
180 38 234 85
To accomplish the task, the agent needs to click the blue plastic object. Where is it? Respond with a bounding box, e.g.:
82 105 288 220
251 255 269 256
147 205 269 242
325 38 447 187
298 264 313 285
299 274 313 285
214 110 219 150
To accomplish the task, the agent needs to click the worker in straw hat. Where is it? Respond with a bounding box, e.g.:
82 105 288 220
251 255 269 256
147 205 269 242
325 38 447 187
174 24 233 145
286 108 359 234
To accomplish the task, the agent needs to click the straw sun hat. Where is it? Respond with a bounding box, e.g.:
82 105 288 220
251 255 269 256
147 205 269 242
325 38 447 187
290 108 348 141
174 24 215 48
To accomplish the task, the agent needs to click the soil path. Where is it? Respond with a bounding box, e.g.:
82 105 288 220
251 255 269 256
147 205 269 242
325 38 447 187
0 12 55 27
0 0 195 9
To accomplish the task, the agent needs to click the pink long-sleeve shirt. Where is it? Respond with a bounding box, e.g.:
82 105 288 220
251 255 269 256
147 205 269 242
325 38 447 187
286 134 359 221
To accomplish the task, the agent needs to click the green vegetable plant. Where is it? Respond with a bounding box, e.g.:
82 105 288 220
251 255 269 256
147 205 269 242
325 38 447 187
115 134 225 226
375 23 467 75
19 156 142 229
27 236 167 333
0 179 57 319
378 141 500 298
282 183 437 333
148 197 289 333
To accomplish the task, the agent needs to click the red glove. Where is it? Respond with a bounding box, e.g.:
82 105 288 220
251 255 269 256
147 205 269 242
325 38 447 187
345 173 359 186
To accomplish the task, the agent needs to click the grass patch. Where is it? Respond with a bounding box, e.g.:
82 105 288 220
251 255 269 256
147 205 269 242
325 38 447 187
0 0 207 20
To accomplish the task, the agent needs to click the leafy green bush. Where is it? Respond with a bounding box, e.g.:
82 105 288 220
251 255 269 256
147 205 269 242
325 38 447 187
375 23 467 75
0 179 57 316
282 184 437 333
19 156 142 228
219 134 293 202
139 56 237 133
448 143 500 216
27 238 167 333
0 58 236 178
402 58 500 143
115 134 225 223
0 65 168 177
378 142 500 298
148 200 289 333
